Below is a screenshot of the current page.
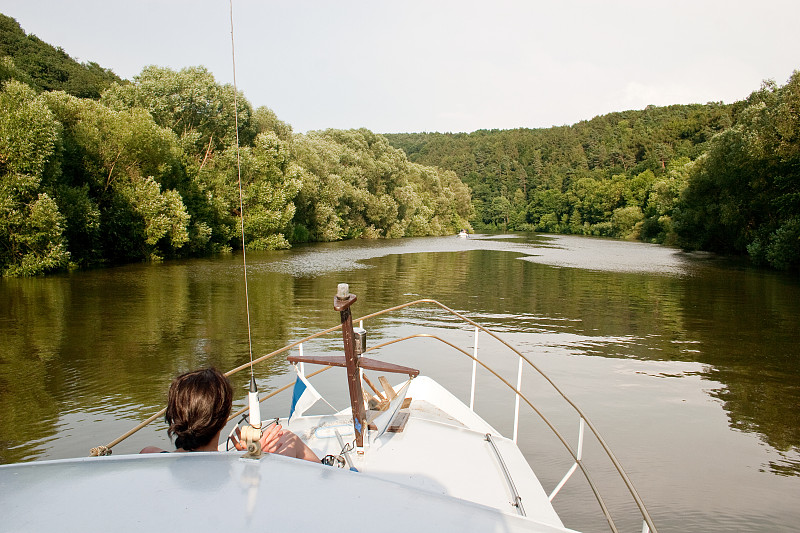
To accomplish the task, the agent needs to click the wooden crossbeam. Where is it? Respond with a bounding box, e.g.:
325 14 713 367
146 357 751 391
287 355 419 377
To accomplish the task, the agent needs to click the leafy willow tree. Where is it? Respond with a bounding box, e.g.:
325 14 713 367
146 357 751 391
101 66 298 253
253 105 293 142
43 90 191 263
101 65 254 158
195 132 301 251
292 129 471 242
0 81 69 275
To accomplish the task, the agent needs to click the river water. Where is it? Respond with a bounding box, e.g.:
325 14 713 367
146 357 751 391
1 233 798 532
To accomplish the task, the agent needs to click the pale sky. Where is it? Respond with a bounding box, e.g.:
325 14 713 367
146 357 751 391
2 0 799 133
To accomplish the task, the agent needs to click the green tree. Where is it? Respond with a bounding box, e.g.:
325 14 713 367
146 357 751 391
611 206 644 239
677 72 800 269
44 90 191 263
0 55 35 88
253 106 293 142
0 81 69 275
0 14 121 98
196 132 300 251
293 129 471 241
102 65 253 158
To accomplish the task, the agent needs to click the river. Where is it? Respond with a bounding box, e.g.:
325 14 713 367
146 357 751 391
1 233 798 532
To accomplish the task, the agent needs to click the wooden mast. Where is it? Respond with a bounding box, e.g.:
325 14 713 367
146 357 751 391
287 283 419 449
334 283 366 448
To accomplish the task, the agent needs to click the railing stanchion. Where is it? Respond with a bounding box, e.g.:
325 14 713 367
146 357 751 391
470 326 479 411
513 356 523 443
298 343 304 374
549 417 586 502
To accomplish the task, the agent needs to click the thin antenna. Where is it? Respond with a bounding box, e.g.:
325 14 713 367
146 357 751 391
229 0 255 381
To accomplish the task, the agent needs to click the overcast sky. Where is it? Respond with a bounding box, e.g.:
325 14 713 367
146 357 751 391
3 0 799 133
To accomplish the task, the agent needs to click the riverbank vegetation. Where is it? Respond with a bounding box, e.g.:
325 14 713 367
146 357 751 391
0 15 471 276
1 14 797 274
385 74 800 270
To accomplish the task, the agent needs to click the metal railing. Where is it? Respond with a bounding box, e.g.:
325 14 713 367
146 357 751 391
99 298 656 533
349 299 657 533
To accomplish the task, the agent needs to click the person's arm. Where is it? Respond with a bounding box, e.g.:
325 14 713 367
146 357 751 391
274 429 320 462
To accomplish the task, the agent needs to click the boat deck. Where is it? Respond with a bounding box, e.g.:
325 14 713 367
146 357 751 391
288 377 565 529
0 377 574 533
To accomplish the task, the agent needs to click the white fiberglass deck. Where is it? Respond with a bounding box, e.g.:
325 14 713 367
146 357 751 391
1 377 573 533
0 451 571 533
288 376 566 529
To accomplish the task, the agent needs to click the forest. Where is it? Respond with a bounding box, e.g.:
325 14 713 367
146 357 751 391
1 13 798 275
385 77 800 270
0 15 471 276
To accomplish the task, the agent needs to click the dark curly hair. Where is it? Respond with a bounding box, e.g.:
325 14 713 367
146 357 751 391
165 368 233 451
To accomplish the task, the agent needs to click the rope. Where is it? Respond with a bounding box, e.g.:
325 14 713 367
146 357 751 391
89 445 111 457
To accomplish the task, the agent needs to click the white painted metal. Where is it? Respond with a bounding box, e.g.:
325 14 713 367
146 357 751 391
549 462 578 502
470 326 479 410
548 418 586 502
297 344 305 382
513 356 524 443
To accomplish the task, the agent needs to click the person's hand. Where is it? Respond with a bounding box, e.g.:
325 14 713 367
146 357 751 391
258 422 284 454
230 423 284 452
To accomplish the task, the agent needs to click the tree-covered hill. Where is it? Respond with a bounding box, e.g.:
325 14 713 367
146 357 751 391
0 14 122 98
385 78 799 270
385 102 734 238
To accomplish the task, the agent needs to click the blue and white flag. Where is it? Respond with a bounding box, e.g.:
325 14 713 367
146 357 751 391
288 366 325 422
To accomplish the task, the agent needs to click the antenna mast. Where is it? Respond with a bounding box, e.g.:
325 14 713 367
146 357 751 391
230 0 262 450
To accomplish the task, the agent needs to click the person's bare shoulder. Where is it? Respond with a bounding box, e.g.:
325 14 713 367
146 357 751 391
140 446 167 454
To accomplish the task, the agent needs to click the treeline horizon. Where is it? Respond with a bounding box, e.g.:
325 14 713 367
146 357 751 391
1 13 798 275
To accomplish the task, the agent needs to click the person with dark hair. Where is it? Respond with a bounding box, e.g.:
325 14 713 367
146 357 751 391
141 367 318 462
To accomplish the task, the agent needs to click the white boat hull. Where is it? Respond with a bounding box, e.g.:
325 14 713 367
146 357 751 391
1 377 573 533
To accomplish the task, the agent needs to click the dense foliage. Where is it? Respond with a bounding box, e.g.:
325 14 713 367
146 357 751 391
0 16 471 276
676 76 800 269
386 74 800 269
385 103 734 243
292 129 471 241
